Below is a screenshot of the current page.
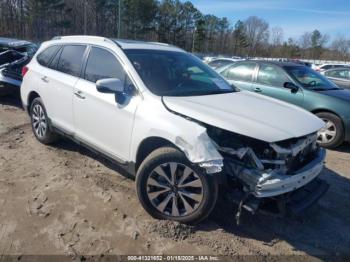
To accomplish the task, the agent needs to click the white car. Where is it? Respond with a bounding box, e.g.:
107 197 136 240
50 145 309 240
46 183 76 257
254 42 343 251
21 36 328 224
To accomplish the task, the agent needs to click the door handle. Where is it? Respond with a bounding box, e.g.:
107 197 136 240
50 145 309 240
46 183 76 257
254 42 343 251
254 87 262 93
41 76 49 83
74 90 86 99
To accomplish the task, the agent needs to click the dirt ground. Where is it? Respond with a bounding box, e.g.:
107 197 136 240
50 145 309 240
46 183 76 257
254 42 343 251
0 94 350 260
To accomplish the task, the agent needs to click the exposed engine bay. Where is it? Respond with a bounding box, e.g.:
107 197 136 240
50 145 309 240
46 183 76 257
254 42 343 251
205 125 325 197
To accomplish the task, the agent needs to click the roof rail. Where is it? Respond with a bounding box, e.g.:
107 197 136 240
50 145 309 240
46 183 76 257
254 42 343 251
51 35 115 45
148 41 171 46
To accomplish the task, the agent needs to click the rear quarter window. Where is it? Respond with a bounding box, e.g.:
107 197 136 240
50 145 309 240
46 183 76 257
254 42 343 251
223 62 256 82
37 45 60 67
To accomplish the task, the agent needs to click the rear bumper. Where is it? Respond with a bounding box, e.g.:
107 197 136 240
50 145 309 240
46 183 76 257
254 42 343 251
0 69 22 87
0 69 21 95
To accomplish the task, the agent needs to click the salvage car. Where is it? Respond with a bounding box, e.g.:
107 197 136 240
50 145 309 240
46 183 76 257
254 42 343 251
0 37 38 95
21 36 328 224
218 60 350 148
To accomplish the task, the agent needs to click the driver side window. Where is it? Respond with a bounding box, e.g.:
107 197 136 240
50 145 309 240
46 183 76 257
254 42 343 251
84 47 125 83
257 64 289 87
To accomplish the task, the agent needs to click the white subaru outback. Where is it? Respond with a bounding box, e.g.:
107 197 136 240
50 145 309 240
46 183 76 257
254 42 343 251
21 36 328 224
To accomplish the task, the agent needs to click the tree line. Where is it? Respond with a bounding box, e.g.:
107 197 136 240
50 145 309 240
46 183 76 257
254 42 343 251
0 0 349 61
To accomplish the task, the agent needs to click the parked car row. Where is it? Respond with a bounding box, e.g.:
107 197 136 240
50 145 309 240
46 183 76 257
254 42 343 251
16 35 333 224
216 60 350 149
0 37 38 95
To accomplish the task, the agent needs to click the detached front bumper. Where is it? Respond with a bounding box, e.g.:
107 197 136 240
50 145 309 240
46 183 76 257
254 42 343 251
226 148 328 220
255 148 326 198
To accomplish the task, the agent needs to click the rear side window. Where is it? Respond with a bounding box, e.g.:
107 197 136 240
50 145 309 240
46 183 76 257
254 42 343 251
48 47 62 70
223 62 256 82
326 69 350 79
321 65 332 70
257 64 289 87
57 45 86 77
84 47 125 83
37 45 60 67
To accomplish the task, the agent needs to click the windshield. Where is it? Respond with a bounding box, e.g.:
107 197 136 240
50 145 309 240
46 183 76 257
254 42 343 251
285 66 340 91
124 49 236 96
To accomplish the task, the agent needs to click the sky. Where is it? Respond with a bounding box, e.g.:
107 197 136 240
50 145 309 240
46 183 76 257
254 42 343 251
189 0 350 41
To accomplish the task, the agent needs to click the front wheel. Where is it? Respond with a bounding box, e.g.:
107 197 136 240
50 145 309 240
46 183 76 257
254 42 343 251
136 147 218 225
316 112 344 149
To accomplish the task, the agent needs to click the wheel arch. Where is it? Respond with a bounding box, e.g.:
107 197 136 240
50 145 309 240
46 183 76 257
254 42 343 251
135 136 177 173
27 91 40 115
311 108 345 129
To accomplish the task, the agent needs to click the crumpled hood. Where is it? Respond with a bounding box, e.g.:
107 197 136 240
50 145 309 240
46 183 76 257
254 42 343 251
163 91 324 143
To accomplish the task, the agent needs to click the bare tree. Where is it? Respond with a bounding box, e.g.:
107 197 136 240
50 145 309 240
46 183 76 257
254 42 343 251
299 32 312 49
244 16 269 56
271 26 283 46
331 35 350 60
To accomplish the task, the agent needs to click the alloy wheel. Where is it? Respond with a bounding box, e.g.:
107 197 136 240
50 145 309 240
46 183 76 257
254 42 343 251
32 104 47 139
146 162 204 217
317 118 337 144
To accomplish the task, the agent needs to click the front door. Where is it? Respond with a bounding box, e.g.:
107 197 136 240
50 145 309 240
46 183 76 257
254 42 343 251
73 46 140 162
252 63 304 107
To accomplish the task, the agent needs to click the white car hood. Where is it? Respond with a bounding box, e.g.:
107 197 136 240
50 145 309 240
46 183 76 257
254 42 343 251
163 91 324 143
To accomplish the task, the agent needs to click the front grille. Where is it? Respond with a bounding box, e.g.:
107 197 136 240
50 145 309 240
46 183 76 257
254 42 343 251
285 144 318 174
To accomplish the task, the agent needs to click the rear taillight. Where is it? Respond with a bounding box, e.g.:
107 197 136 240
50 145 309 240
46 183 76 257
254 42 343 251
22 66 29 77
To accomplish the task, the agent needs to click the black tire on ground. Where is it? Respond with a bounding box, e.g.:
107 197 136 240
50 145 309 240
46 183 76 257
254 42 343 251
316 112 344 149
136 147 219 225
30 97 59 144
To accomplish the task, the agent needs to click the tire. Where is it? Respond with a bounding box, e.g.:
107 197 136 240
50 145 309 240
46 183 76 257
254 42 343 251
30 97 59 144
136 147 218 225
316 112 344 149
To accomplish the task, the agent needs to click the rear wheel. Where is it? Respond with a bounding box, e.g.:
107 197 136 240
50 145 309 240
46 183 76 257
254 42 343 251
316 112 344 148
30 97 58 144
136 147 218 224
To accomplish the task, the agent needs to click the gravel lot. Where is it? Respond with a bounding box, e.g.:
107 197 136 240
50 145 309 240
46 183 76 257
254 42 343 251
0 94 350 260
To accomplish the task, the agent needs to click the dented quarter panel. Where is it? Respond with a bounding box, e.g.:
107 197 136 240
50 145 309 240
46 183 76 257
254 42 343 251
129 95 223 164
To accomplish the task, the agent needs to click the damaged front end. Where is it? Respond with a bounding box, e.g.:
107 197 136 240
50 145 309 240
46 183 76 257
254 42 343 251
205 126 328 222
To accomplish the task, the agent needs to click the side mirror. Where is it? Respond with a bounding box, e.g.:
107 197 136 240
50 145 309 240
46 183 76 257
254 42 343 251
96 78 124 94
283 82 299 92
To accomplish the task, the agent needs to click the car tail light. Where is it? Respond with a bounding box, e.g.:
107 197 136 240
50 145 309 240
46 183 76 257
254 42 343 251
22 66 29 77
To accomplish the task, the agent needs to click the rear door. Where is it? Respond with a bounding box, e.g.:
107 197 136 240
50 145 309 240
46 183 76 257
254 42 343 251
73 46 140 162
44 45 87 134
220 62 257 91
252 63 304 106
